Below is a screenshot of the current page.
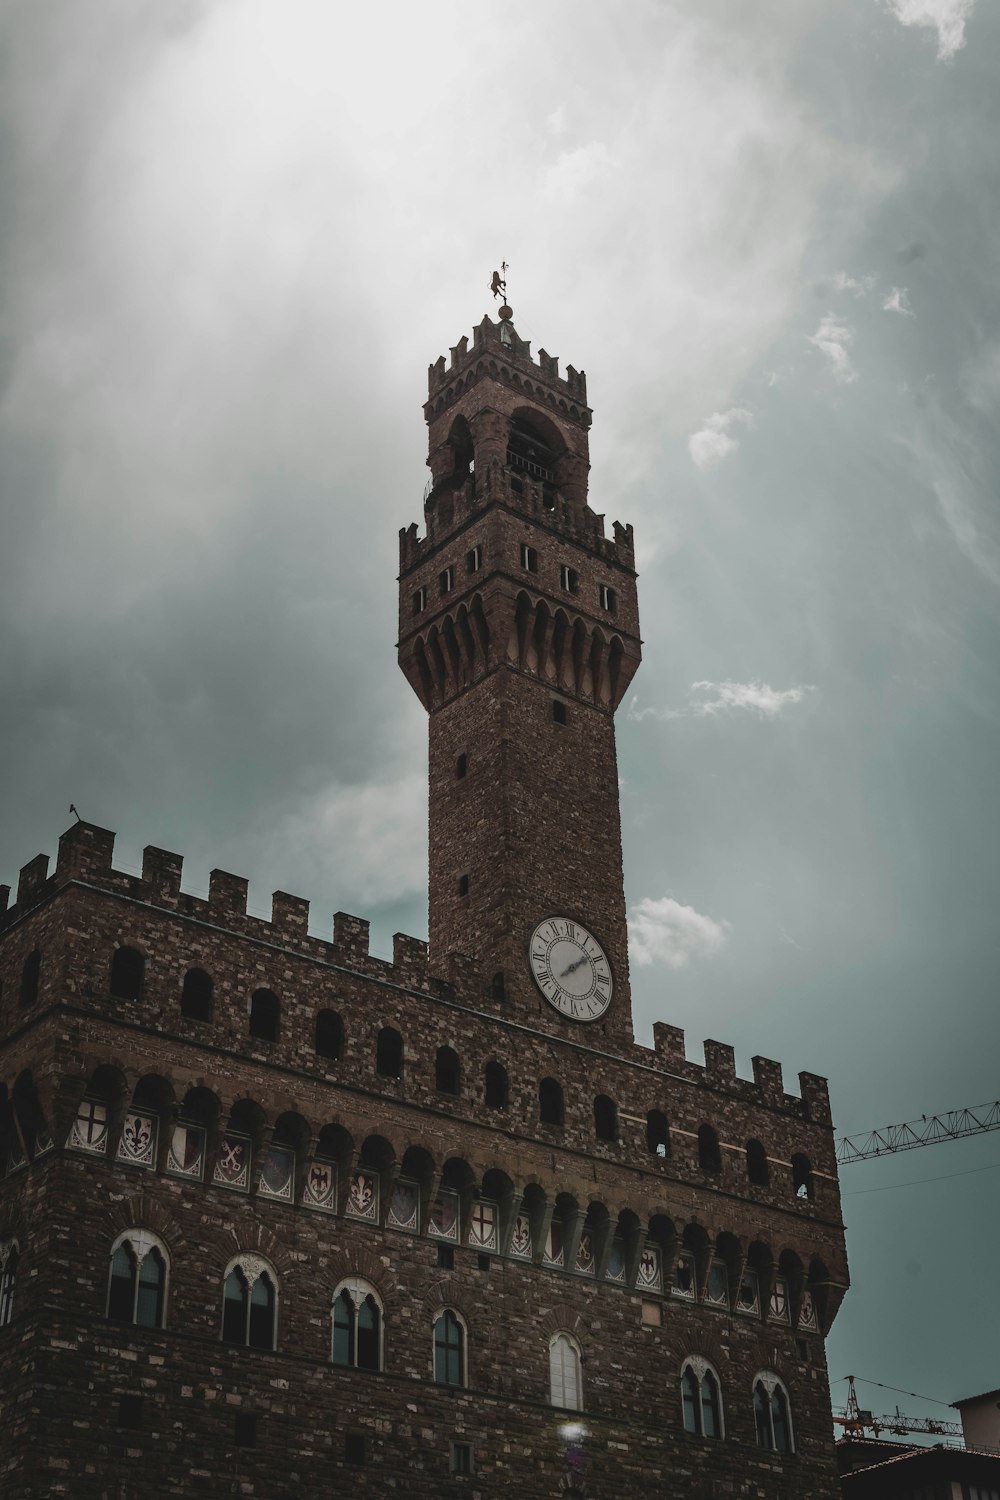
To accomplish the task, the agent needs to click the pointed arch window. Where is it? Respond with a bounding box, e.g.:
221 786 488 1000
433 1308 466 1386
222 1257 277 1350
681 1359 723 1438
0 1242 18 1326
107 1231 167 1328
754 1375 793 1453
549 1333 583 1411
332 1279 383 1371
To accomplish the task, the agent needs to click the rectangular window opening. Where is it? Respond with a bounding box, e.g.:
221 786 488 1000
552 700 568 726
345 1432 366 1466
117 1394 143 1430
440 566 454 595
457 874 470 898
560 564 579 594
477 1253 491 1273
599 583 617 613
452 1441 473 1475
466 546 482 573
413 586 427 615
234 1412 257 1448
437 1243 455 1270
520 543 538 573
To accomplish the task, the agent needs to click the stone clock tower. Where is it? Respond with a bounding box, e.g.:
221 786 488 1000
398 305 642 1048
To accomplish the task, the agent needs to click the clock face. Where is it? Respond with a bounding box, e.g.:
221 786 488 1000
528 916 613 1021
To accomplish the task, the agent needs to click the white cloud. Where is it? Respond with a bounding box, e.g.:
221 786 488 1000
690 680 814 716
688 407 754 470
886 0 974 61
933 479 1000 588
628 681 814 721
833 270 875 296
883 285 915 316
808 314 858 383
630 896 731 969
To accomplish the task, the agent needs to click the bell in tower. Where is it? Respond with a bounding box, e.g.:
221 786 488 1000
398 301 641 1050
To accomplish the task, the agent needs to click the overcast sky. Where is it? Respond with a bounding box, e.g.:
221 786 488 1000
2 0 997 1429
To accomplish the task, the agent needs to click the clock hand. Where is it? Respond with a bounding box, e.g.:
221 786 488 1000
558 956 589 979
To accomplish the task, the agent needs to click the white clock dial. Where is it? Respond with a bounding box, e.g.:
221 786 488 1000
528 916 613 1022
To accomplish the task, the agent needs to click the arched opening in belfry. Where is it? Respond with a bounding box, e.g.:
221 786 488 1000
447 415 474 484
506 409 567 503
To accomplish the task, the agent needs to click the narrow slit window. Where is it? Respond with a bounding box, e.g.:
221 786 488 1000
599 583 617 613
466 546 482 573
560 564 579 594
440 566 454 595
552 700 567 726
520 543 538 573
413 586 427 614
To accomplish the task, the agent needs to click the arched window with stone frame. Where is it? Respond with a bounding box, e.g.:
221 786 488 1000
549 1332 583 1410
680 1357 724 1439
484 1059 508 1110
180 967 213 1021
432 1307 467 1387
107 1230 168 1329
331 1278 384 1371
109 945 145 1002
221 1255 278 1350
0 1240 19 1326
753 1372 794 1453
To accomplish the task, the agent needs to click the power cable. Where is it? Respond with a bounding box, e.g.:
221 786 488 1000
841 1158 1000 1196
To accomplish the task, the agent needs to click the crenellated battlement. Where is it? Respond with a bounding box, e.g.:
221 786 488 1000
2 820 829 1126
427 315 589 412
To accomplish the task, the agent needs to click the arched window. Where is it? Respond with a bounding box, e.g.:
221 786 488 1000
331 1279 383 1371
221 1258 277 1350
539 1077 564 1126
698 1124 722 1173
681 1360 723 1438
315 1009 343 1061
746 1139 769 1186
549 1332 583 1410
754 1375 793 1453
433 1308 466 1386
107 1231 168 1329
484 1060 508 1110
249 989 279 1042
435 1046 460 1095
180 968 213 1021
791 1153 814 1200
19 951 41 1009
376 1026 403 1079
0 1242 18 1326
110 946 145 1002
646 1109 670 1157
593 1095 618 1142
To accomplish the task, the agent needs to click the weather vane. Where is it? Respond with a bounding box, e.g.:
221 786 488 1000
490 261 513 322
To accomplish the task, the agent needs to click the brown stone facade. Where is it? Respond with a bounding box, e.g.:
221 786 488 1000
0 314 849 1498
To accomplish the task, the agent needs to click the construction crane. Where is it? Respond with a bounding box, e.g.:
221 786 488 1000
835 1376 963 1441
836 1099 1000 1165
